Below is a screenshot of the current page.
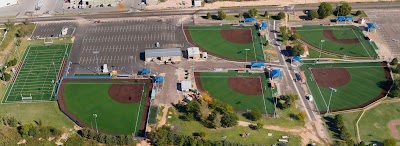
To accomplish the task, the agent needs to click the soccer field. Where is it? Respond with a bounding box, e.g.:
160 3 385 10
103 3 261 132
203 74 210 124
58 79 150 135
294 25 377 57
195 71 275 114
3 44 72 103
301 62 390 112
185 25 265 61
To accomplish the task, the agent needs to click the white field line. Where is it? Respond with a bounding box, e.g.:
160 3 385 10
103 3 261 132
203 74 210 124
259 77 268 114
350 29 372 57
133 85 145 136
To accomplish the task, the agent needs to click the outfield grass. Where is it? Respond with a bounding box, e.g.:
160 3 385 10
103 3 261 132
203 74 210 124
301 62 388 112
295 25 377 57
3 44 72 103
170 108 301 145
197 71 275 114
62 81 147 135
188 25 265 61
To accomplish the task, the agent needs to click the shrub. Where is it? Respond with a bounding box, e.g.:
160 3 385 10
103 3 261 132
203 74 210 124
318 2 333 18
277 12 285 20
3 72 11 81
221 112 238 127
218 10 226 20
206 12 211 19
355 10 362 16
199 132 207 138
308 10 319 20
296 112 307 121
291 33 300 41
248 8 258 18
391 58 398 65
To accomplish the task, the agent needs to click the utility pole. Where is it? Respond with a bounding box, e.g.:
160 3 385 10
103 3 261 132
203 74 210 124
319 40 325 58
93 114 98 133
245 48 250 62
93 51 100 74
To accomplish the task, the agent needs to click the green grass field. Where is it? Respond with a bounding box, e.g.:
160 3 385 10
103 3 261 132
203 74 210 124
169 108 301 145
196 71 275 114
3 44 72 103
62 81 147 135
340 102 400 142
295 25 377 57
188 25 265 61
301 62 388 112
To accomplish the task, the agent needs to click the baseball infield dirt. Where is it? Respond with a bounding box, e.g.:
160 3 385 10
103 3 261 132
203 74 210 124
227 77 262 95
108 84 144 103
57 78 152 136
388 119 400 140
220 29 253 44
311 68 351 88
322 29 360 44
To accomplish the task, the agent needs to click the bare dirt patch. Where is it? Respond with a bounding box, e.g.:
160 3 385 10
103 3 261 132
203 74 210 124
108 84 144 103
227 77 262 95
311 68 351 88
387 119 400 140
220 29 253 44
322 29 359 44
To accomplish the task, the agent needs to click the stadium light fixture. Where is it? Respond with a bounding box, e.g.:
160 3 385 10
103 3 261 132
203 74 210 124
326 87 337 115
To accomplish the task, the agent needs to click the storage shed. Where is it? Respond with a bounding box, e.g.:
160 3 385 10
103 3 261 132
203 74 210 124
145 48 182 63
181 81 192 92
187 47 201 60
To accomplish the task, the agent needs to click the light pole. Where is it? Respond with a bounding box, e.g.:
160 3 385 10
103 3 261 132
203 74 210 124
130 56 134 75
336 4 342 24
326 87 337 114
93 114 98 133
319 40 325 58
93 51 100 74
245 48 250 62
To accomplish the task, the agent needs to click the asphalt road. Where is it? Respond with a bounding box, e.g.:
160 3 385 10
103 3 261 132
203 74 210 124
2 2 400 23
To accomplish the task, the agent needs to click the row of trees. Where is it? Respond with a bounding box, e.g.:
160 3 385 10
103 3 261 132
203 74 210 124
313 2 361 19
78 129 136 145
331 115 359 145
176 98 239 128
209 9 285 20
148 126 248 146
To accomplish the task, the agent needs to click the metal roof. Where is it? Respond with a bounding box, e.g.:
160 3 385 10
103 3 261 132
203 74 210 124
181 81 192 90
187 47 201 55
145 48 182 57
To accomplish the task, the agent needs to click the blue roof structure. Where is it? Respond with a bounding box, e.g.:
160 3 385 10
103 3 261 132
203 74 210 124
261 22 268 29
244 18 256 22
337 16 353 21
251 62 265 68
154 76 164 83
141 68 151 75
292 56 302 62
271 69 283 78
367 23 376 29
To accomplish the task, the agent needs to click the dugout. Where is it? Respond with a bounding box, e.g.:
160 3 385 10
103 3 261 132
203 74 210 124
336 16 353 24
145 48 182 63
366 23 377 33
250 62 265 70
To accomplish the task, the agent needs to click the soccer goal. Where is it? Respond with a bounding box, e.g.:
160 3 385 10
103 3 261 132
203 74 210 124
43 38 54 45
21 94 33 102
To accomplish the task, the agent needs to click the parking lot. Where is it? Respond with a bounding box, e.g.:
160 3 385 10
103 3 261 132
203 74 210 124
68 16 190 75
367 10 400 57
31 22 77 39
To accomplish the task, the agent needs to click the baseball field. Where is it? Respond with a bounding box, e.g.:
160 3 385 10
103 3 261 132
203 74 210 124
294 25 377 58
194 71 275 114
300 62 391 113
3 44 72 103
184 25 265 61
57 78 152 135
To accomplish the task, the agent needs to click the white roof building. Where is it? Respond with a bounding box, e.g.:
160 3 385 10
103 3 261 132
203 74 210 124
187 47 201 60
0 0 18 8
181 80 192 92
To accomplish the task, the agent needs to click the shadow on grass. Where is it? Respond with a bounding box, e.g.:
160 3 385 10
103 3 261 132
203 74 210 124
323 116 341 139
200 15 221 20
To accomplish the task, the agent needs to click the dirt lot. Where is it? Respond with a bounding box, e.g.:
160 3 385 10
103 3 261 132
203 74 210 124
387 119 400 140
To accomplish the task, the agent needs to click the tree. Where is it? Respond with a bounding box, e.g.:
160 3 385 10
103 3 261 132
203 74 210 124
221 112 238 127
256 123 263 129
247 110 262 121
391 58 398 65
290 44 304 56
3 72 11 81
218 10 226 20
308 10 319 20
238 13 243 19
4 19 14 31
185 100 201 120
334 115 344 129
264 11 268 17
383 138 396 146
355 10 362 16
389 79 400 98
248 8 258 18
17 26 29 37
277 12 285 20
396 64 400 73
15 38 21 46
19 123 35 138
358 141 366 146
206 12 212 19
199 132 207 138
291 33 300 41
296 112 307 121
318 2 333 19
275 94 299 109
336 2 352 16
64 135 86 146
